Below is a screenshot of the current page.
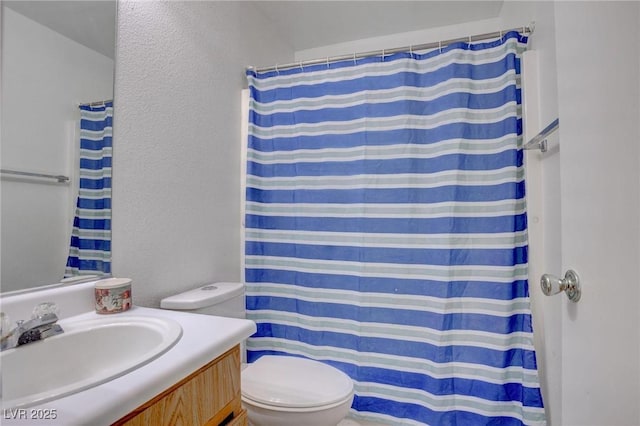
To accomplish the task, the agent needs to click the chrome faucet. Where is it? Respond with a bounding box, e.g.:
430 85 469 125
0 304 64 351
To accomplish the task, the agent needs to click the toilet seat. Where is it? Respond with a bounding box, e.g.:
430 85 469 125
241 356 354 409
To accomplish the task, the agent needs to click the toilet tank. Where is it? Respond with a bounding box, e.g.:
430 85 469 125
160 282 245 319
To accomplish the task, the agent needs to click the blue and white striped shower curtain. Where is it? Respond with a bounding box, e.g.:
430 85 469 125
245 32 545 425
65 102 112 277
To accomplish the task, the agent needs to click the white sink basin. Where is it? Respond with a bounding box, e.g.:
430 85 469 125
1 315 182 409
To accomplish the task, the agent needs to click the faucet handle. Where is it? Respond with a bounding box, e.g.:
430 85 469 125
0 312 11 337
31 302 59 319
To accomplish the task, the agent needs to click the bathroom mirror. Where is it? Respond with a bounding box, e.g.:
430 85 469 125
1 1 116 293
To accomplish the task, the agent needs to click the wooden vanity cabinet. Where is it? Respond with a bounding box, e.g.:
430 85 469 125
113 345 246 426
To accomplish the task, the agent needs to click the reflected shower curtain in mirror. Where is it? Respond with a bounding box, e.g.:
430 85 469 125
245 32 545 425
65 102 112 277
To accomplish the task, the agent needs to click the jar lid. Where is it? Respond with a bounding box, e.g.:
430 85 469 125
95 278 132 289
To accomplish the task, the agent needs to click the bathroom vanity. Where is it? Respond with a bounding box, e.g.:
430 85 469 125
0 281 255 425
113 345 246 426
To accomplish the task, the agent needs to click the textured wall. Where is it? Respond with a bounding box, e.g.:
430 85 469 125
112 1 293 307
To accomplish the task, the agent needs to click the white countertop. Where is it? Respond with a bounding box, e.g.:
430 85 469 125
1 283 256 425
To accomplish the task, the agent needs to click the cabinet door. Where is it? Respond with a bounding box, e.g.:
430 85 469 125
114 345 243 426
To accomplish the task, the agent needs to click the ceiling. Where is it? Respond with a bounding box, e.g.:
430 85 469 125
3 0 116 59
3 1 504 60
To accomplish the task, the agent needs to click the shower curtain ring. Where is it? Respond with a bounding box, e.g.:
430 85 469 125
275 64 280 75
438 41 442 54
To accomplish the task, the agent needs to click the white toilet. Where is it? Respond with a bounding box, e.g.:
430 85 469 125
160 282 354 426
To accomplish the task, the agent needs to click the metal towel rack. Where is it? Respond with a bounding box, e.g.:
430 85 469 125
523 118 559 153
1 168 69 183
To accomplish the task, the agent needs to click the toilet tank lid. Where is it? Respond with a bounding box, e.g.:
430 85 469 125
160 282 244 310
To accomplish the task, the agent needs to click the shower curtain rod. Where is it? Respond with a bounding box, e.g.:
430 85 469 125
248 25 534 74
79 99 113 107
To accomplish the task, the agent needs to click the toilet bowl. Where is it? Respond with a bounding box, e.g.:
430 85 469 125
241 355 354 426
160 283 355 426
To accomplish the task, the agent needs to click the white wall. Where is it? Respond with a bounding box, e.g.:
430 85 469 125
295 17 502 62
111 1 294 307
1 7 114 292
555 2 640 425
